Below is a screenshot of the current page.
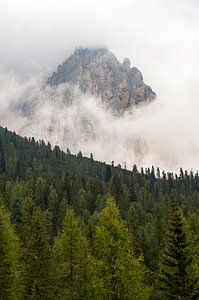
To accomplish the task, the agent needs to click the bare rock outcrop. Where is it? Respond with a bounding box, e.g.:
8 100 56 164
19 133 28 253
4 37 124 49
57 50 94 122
47 47 156 113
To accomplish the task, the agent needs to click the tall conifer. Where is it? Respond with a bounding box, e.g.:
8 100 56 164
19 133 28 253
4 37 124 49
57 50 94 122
94 198 151 300
21 199 51 300
0 201 20 299
157 200 199 299
51 208 99 299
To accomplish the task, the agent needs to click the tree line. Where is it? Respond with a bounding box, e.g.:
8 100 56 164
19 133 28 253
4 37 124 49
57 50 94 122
0 126 199 299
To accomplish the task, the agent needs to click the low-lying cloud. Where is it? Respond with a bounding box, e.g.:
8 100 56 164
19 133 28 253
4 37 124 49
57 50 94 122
0 71 199 172
1 0 199 172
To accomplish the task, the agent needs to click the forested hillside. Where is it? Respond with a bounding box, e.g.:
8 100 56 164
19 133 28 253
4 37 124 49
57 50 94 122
0 126 199 299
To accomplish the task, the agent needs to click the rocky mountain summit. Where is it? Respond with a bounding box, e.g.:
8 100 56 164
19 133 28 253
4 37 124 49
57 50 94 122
9 47 156 168
47 47 156 113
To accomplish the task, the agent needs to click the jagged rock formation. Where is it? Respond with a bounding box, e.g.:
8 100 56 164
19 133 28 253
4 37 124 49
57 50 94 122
47 47 156 113
8 47 156 168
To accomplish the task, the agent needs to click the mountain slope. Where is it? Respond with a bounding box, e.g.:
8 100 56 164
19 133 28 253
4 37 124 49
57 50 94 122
1 125 199 277
8 48 156 167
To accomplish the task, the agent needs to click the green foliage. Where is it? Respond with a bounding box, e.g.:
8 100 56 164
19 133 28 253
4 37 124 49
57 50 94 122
51 208 99 299
0 201 20 300
21 199 51 300
74 188 90 223
94 198 151 299
1 126 199 298
9 182 25 228
47 184 60 238
157 200 199 299
34 177 46 208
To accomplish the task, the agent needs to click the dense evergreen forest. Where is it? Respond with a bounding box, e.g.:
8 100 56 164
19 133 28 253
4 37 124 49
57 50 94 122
0 125 199 299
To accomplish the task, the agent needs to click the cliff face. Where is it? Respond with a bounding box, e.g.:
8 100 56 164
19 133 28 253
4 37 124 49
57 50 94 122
47 48 156 113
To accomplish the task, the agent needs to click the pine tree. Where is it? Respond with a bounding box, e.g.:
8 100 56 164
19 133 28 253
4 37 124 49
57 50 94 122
21 199 51 300
34 177 46 208
105 165 112 182
51 208 99 299
157 199 199 299
94 198 151 300
0 201 20 300
48 185 59 237
5 142 17 177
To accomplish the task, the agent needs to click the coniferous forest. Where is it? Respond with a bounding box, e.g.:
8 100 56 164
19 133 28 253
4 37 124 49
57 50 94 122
1 126 199 299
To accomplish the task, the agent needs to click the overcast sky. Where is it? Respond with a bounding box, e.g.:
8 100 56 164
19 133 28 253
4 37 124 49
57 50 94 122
0 0 199 171
0 0 199 100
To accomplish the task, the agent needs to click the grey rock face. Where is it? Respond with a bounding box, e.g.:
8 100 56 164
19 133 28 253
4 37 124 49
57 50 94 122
47 47 156 113
8 47 157 168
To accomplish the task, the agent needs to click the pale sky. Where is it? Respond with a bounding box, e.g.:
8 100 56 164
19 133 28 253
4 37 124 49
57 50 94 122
0 0 199 101
0 0 199 171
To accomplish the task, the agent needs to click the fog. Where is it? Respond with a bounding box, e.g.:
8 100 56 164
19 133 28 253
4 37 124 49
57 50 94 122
0 70 199 172
0 0 199 171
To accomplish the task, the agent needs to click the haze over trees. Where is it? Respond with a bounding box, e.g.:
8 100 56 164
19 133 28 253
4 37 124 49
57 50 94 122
0 126 199 299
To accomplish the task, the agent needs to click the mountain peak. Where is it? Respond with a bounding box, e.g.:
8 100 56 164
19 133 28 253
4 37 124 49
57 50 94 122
47 47 156 113
122 58 131 70
74 47 109 56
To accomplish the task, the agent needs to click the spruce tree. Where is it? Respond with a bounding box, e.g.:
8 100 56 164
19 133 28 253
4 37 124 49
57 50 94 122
34 177 46 208
94 198 151 300
48 185 59 237
21 199 51 300
157 199 198 299
51 208 99 299
0 201 20 300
